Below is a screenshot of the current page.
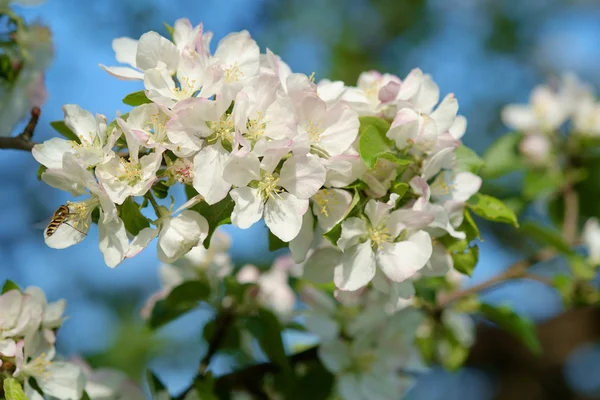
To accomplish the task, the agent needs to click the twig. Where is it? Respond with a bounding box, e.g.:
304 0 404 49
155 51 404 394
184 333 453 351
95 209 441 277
436 248 556 308
198 309 234 376
0 107 41 151
522 273 555 286
562 184 579 245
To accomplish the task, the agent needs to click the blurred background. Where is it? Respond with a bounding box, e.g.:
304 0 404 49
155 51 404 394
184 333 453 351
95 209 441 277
2 0 600 398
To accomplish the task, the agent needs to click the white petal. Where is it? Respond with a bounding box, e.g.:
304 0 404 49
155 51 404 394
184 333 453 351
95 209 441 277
99 65 144 80
63 104 98 144
318 339 351 373
125 227 158 258
430 93 458 133
303 247 341 283
377 231 432 282
98 216 129 268
304 315 339 342
0 339 16 357
319 105 360 156
312 189 353 232
44 217 89 249
136 31 179 72
279 155 326 199
37 362 85 400
334 241 376 291
387 108 419 149
193 142 232 205
413 74 439 113
337 217 367 251
43 300 66 329
289 210 314 263
230 187 264 229
421 147 455 180
112 37 138 67
32 138 74 169
421 241 452 276
157 211 209 263
222 152 261 187
501 104 537 131
364 199 393 228
449 115 467 139
264 194 307 242
453 172 482 202
41 169 86 197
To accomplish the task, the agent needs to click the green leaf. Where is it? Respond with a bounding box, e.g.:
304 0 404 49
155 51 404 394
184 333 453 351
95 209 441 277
149 280 211 329
481 132 523 179
189 194 235 248
107 112 129 136
438 338 469 371
193 375 218 400
569 255 596 281
467 193 519 227
358 125 394 168
269 230 289 251
146 370 170 399
80 392 92 400
291 360 335 400
480 303 541 354
2 280 20 294
36 165 47 181
455 145 484 174
50 121 79 143
122 90 152 106
523 169 564 200
391 182 409 199
322 189 361 245
117 197 151 236
163 22 175 39
152 181 170 199
461 209 481 242
358 116 391 136
553 275 574 306
203 318 240 350
244 308 291 376
520 221 573 254
3 378 27 400
451 243 479 276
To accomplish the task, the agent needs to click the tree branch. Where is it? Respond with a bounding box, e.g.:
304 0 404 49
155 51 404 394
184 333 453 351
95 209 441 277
0 107 41 151
436 248 556 308
198 309 234 376
562 184 579 245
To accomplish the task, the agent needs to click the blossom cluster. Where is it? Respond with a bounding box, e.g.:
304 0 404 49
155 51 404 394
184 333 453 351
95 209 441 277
0 285 143 400
33 18 481 294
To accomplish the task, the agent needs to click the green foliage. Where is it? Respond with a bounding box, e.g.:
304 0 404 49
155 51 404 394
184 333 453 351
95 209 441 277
36 164 47 181
479 303 541 354
0 54 20 84
269 231 289 251
2 279 20 293
117 197 151 236
461 209 481 242
122 90 152 107
467 193 519 227
569 255 596 281
3 378 27 400
452 244 479 276
553 275 574 307
146 370 170 400
152 181 170 199
149 280 211 329
50 121 80 143
193 376 218 400
520 222 573 254
455 145 484 174
481 132 523 178
203 318 240 350
163 22 175 39
523 169 564 200
187 186 235 248
357 117 410 169
291 360 335 400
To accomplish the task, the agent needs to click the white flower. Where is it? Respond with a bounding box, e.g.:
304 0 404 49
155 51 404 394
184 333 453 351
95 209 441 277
311 188 354 232
117 103 173 152
519 134 552 165
430 171 482 203
0 290 43 340
335 198 433 291
41 153 128 267
224 151 326 241
583 218 600 265
341 70 401 116
502 85 568 132
33 105 118 169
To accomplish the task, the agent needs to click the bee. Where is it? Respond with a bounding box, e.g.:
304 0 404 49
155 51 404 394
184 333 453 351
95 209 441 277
45 204 87 238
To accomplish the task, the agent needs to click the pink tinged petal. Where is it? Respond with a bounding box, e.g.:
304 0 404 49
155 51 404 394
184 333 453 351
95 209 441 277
335 241 376 291
37 361 85 400
430 93 458 133
303 247 341 283
223 152 261 187
449 115 467 139
0 339 16 357
230 187 264 229
501 104 537 131
193 143 232 205
319 105 360 156
453 172 482 202
99 65 144 80
379 80 401 103
421 147 456 180
397 68 423 100
388 209 434 233
237 264 260 284
173 18 194 49
289 210 315 263
279 155 326 199
136 31 179 72
0 290 25 330
318 340 352 373
32 138 74 169
157 211 209 263
98 216 129 268
125 227 158 258
377 231 432 282
112 37 138 67
337 217 367 251
387 108 419 149
264 194 308 242
413 74 440 113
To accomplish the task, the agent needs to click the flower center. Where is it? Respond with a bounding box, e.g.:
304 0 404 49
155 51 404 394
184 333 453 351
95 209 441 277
172 75 198 99
257 173 283 200
25 353 51 379
150 112 168 143
169 159 194 184
246 112 267 142
67 197 99 231
208 113 235 144
224 63 244 84
312 189 334 218
118 159 143 186
306 120 322 144
368 226 392 250
352 351 377 373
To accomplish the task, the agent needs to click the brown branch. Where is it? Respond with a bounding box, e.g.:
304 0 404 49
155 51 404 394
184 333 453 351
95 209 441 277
198 309 234 376
562 184 579 245
436 248 556 308
0 107 41 151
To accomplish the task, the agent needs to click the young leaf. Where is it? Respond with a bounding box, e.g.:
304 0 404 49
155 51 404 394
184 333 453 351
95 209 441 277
455 145 484 174
461 209 481 242
479 303 541 354
358 116 391 136
3 378 27 400
117 197 151 236
358 125 394 168
467 193 519 227
244 309 291 376
269 230 289 251
149 280 211 329
2 280 20 294
481 132 523 178
203 318 240 350
569 255 596 281
163 22 175 39
122 90 152 106
50 121 80 143
520 221 573 254
452 244 479 276
146 370 170 399
36 165 47 181
189 195 235 248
